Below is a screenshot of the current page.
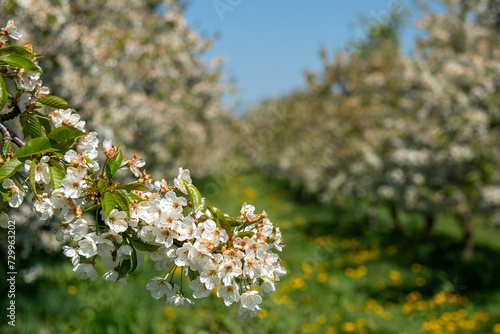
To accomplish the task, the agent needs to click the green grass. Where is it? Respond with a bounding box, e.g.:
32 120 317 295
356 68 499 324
2 172 500 333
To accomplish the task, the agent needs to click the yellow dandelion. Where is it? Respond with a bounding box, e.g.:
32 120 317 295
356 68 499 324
317 315 327 325
324 326 336 334
332 314 342 323
382 312 392 320
389 270 400 280
318 272 328 283
357 266 367 277
301 263 313 275
341 322 356 332
67 285 77 295
301 323 317 333
411 263 423 272
416 277 426 287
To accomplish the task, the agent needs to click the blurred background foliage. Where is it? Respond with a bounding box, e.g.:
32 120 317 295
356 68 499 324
3 0 500 333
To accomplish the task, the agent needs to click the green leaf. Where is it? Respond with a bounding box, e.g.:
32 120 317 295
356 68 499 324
237 231 255 238
121 189 144 203
0 184 11 200
183 179 203 213
117 182 151 192
0 158 22 182
0 77 8 111
129 236 161 252
97 179 107 192
224 216 243 227
47 125 85 143
34 112 52 135
29 158 38 201
14 138 57 158
2 141 10 156
27 114 42 138
207 206 225 220
216 218 232 236
105 148 123 178
20 112 30 138
117 259 131 280
113 191 130 216
129 246 138 274
37 96 72 110
188 268 199 281
0 45 41 58
197 214 210 223
0 54 41 73
101 192 116 217
49 164 66 190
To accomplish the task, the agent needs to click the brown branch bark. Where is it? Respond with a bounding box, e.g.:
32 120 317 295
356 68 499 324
0 123 25 147
0 106 21 122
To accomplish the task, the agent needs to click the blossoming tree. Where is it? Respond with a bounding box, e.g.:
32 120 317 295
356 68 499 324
242 0 500 258
1 0 236 178
0 20 285 321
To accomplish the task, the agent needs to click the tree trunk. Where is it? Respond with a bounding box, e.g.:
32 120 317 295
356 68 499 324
462 215 474 260
422 213 435 243
368 205 378 230
389 202 401 232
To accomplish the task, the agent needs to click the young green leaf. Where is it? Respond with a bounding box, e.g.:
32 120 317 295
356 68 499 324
20 112 31 139
0 158 23 182
37 96 72 110
47 125 85 143
105 148 123 178
237 231 255 238
183 179 203 212
2 141 10 156
0 77 8 111
34 112 52 135
27 114 42 138
129 246 138 274
13 138 57 158
113 191 130 216
0 45 41 58
188 268 200 281
101 192 116 217
0 54 41 73
0 185 11 201
29 158 39 201
117 182 151 192
49 164 66 189
207 206 225 220
120 189 144 203
224 216 243 227
117 259 132 280
216 218 232 236
97 179 107 192
129 236 161 252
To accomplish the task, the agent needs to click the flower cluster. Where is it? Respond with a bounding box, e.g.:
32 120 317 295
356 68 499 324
144 200 285 320
0 20 285 321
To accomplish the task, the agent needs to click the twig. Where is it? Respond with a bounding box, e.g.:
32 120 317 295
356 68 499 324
0 123 25 147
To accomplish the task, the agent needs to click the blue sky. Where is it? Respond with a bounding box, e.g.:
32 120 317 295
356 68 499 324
184 1 421 111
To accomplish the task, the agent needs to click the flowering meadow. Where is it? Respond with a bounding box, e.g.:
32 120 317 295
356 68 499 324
2 0 500 333
2 173 500 333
